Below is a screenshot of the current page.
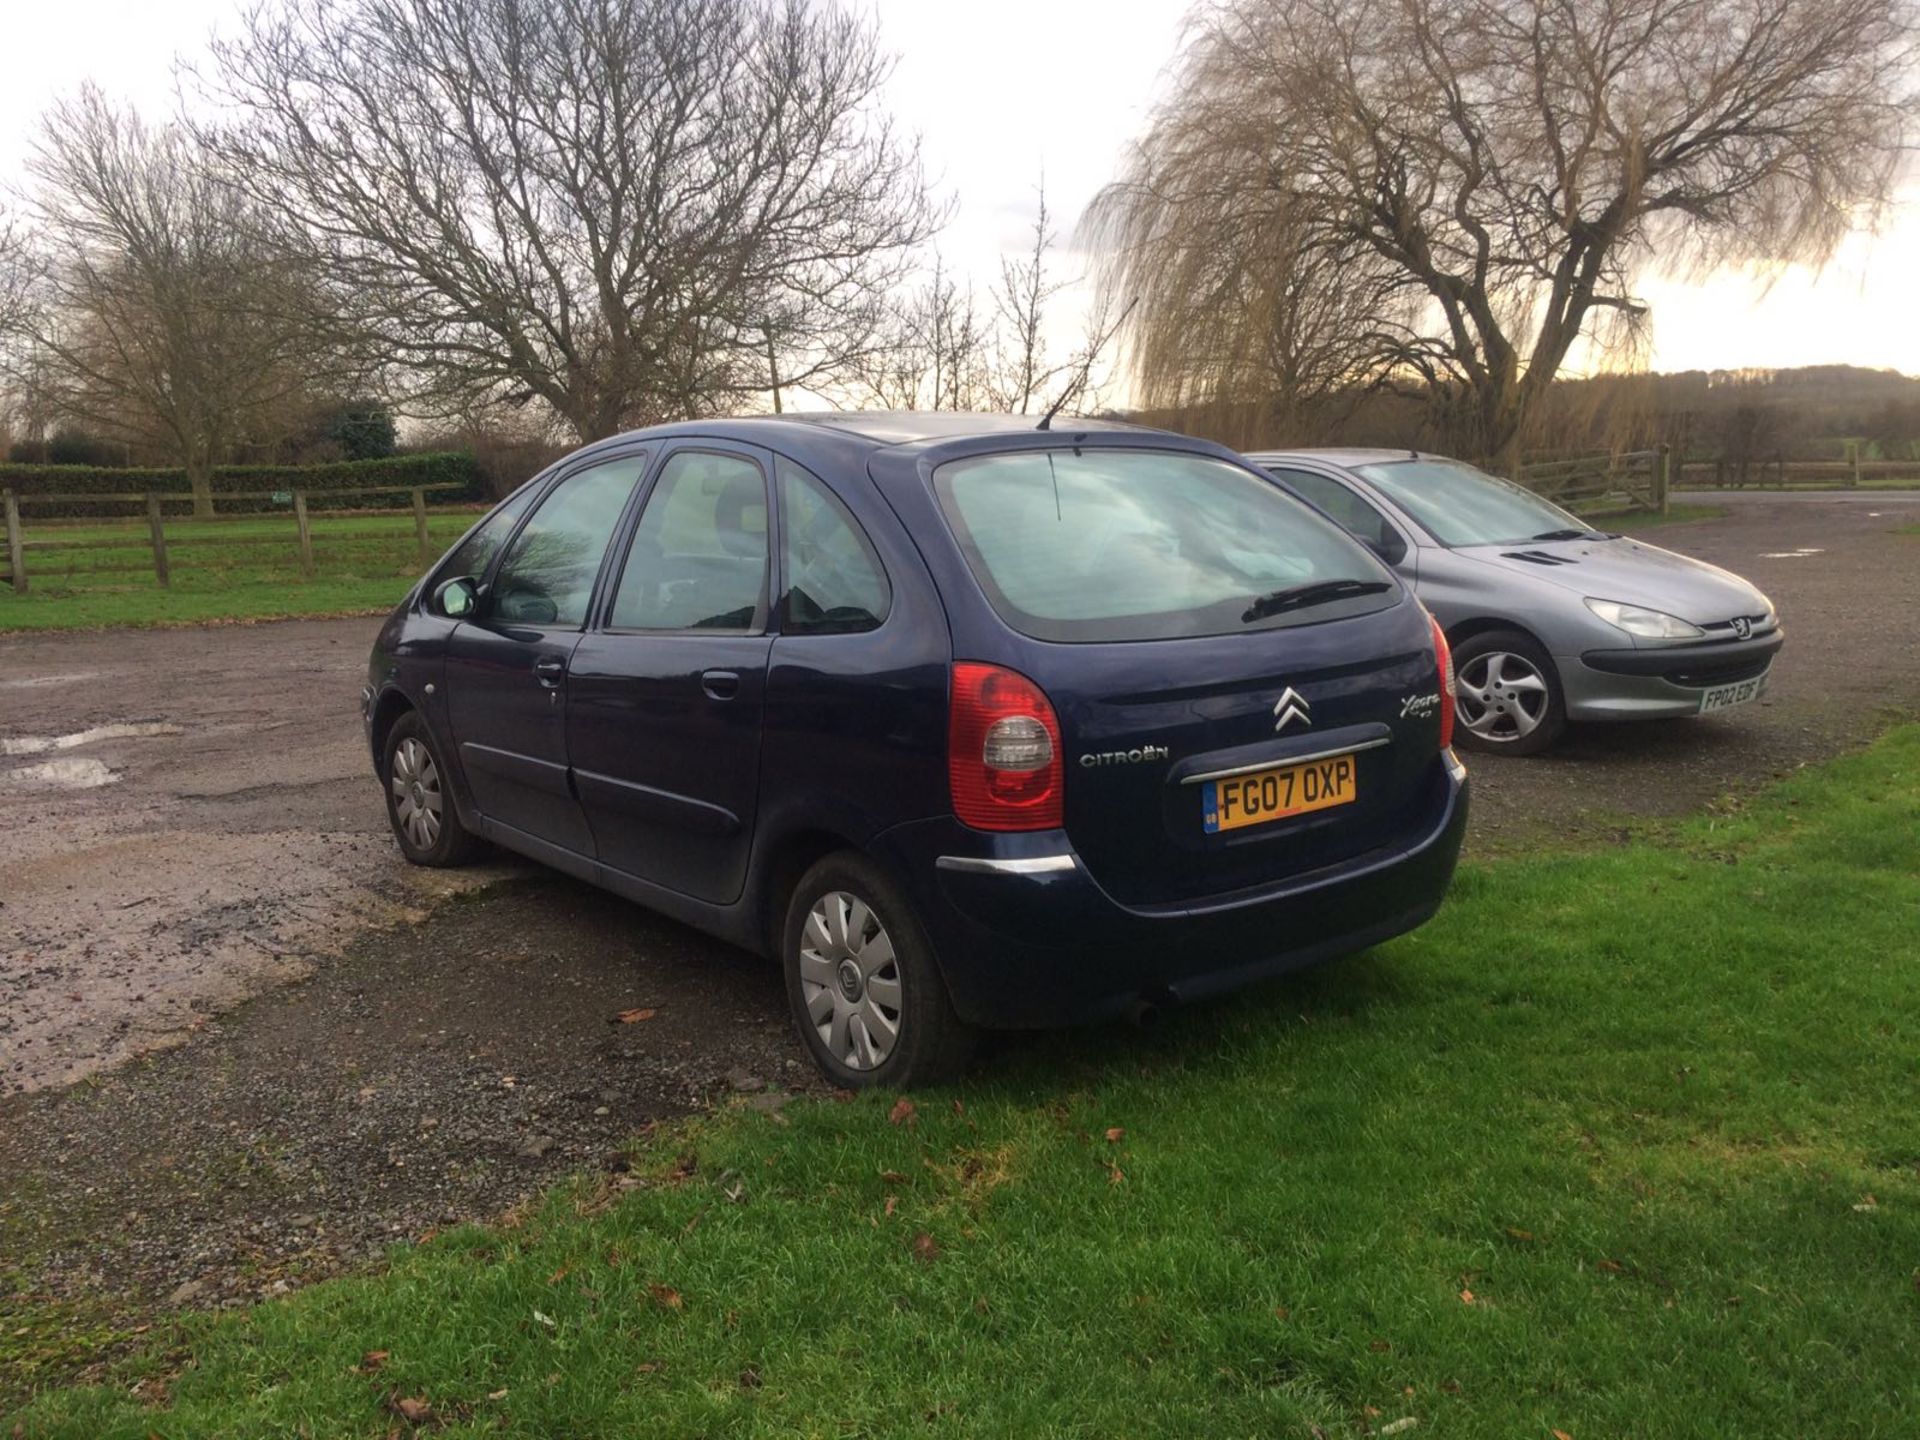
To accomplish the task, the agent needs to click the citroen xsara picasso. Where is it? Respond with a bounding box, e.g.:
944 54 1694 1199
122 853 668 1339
364 415 1469 1087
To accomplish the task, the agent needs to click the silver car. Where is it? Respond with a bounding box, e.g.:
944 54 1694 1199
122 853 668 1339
1248 450 1783 755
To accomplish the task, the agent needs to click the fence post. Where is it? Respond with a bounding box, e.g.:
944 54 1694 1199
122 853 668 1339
3 488 25 595
411 486 431 564
1655 444 1671 515
144 492 172 587
293 489 315 579
1849 444 1861 489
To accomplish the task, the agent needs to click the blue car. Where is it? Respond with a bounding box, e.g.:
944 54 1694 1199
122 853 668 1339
363 414 1469 1087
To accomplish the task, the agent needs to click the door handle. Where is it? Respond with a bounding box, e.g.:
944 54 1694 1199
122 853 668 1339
533 655 567 688
701 669 740 700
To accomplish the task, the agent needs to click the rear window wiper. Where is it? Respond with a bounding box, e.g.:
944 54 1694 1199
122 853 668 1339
1241 578 1392 623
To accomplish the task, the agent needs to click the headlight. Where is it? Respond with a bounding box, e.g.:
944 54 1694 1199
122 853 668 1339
1584 598 1705 640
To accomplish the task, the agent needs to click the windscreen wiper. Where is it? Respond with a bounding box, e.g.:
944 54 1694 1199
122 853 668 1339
1241 578 1392 624
1529 528 1606 541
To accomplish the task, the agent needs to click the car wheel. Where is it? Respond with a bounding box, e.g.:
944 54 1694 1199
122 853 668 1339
382 711 480 866
782 852 976 1089
1449 629 1567 757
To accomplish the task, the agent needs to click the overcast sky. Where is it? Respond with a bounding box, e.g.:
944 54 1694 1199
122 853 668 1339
3 0 1915 380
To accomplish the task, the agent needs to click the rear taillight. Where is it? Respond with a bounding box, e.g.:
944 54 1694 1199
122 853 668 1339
1429 613 1456 751
949 662 1064 831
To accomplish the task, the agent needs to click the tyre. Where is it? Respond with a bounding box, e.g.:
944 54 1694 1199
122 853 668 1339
1450 628 1567 757
382 710 481 866
782 851 976 1089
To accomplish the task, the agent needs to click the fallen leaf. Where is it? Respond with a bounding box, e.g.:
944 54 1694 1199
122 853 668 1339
1553 1431 1574 1440
648 1283 684 1310
359 1349 390 1373
389 1394 432 1424
1368 1339 1391 1353
951 1098 966 1116
1105 1127 1126 1143
531 1309 557 1328
1459 1288 1475 1305
1273 1305 1290 1320
912 1231 940 1263
1505 1227 1536 1242
636 1361 662 1374
487 1388 509 1401
547 1264 571 1286
889 1097 917 1127
1441 1380 1461 1394
884 1195 898 1217
880 1169 908 1183
1595 1259 1624 1274
1380 1419 1419 1435
1107 1164 1125 1185
615 1007 657 1024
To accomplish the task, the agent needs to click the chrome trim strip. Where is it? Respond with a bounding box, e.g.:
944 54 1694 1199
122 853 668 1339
934 853 1077 876
1179 736 1392 786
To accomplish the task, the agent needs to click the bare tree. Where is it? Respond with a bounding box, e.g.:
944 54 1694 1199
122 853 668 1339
850 253 993 410
988 181 1073 414
198 0 937 441
13 89 335 513
1091 0 1918 467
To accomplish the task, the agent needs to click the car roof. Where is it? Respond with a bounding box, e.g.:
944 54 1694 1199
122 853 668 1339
576 411 1155 456
1246 448 1431 468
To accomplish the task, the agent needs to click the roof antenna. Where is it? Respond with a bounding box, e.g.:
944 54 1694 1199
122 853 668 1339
1036 296 1136 431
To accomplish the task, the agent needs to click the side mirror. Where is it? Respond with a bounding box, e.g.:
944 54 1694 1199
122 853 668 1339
432 575 479 619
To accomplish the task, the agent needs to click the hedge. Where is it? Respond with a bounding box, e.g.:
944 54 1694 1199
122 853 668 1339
0 451 482 518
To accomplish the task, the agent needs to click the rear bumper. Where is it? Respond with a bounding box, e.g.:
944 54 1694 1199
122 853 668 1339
871 753 1469 1029
1560 630 1782 721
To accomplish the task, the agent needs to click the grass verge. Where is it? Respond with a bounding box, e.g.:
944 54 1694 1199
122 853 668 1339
0 510 484 632
7 729 1920 1436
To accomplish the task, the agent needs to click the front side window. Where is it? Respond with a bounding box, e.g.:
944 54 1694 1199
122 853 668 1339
778 456 889 634
1355 458 1593 548
932 449 1395 643
489 455 646 627
437 482 539 587
609 451 770 632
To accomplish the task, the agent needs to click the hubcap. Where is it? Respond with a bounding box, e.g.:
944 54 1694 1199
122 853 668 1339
389 737 444 850
799 891 902 1072
1456 651 1550 744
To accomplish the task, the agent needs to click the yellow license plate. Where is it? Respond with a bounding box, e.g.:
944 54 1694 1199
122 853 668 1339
1202 754 1358 834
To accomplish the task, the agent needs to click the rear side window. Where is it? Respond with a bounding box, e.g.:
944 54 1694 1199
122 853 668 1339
1270 468 1406 562
932 449 1394 642
778 456 889 634
609 451 770 632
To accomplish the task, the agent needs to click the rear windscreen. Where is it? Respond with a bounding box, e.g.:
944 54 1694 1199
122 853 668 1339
931 449 1397 642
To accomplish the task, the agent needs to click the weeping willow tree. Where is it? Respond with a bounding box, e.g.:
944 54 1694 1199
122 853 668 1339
1088 0 1918 466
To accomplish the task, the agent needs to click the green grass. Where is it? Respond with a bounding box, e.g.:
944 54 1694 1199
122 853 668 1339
1604 503 1728 531
0 509 486 631
8 730 1920 1436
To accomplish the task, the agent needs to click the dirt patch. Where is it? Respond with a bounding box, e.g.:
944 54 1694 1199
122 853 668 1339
0 878 812 1324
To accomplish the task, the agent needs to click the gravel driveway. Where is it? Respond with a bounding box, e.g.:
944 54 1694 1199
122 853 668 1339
2 491 1916 1338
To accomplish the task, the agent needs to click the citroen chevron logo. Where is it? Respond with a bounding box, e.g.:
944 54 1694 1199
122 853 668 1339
1272 686 1312 732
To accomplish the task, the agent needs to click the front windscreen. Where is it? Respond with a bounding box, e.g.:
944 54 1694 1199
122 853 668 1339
931 449 1397 642
1355 458 1594 547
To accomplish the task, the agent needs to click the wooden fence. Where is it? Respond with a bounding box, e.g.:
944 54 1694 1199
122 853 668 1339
1517 447 1671 515
1673 455 1920 490
0 483 470 594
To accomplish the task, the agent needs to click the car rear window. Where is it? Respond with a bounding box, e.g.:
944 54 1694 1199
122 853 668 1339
931 449 1396 642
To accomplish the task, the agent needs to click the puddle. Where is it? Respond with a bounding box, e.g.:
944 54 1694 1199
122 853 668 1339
0 671 103 691
1759 548 1826 559
0 722 185 757
4 757 118 789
